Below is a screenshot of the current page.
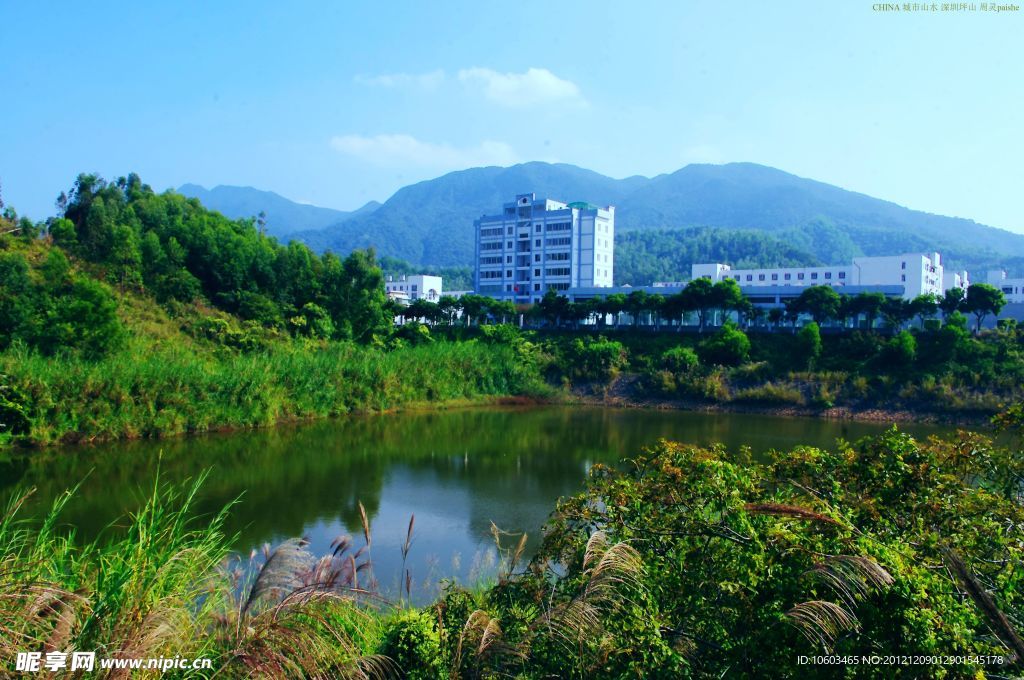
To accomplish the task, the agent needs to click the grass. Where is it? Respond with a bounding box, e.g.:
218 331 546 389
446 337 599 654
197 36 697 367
1 338 550 447
0 476 643 678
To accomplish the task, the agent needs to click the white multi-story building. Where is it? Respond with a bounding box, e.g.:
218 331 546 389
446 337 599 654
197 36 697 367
986 270 1024 303
474 193 614 303
385 274 442 305
690 252 951 300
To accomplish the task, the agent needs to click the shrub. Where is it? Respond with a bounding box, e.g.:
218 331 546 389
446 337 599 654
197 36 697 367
880 330 916 368
794 322 822 369
661 345 699 373
377 609 444 680
698 323 750 367
732 382 805 405
569 338 628 381
392 322 433 347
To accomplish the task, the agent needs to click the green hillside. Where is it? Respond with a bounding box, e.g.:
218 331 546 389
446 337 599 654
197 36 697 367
288 162 1024 274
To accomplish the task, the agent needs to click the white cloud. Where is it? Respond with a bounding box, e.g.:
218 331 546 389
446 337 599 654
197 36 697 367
457 67 585 108
353 70 445 90
330 134 519 171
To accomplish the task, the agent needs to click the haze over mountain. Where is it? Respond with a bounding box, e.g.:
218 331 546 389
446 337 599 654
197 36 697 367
177 184 380 238
182 162 1024 279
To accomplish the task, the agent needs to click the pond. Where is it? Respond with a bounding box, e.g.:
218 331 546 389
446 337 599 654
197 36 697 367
0 406 953 603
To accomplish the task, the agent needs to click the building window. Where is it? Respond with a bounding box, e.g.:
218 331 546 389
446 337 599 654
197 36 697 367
506 270 512 278
839 272 846 279
758 274 765 281
901 261 906 270
798 273 805 280
811 272 818 280
784 273 791 280
1002 286 1013 294
534 254 541 262
535 225 541 233
824 272 832 280
901 274 906 282
506 241 512 248
505 284 512 291
507 227 513 235
771 274 778 281
535 239 542 247
534 269 541 277
534 283 541 291
746 274 753 281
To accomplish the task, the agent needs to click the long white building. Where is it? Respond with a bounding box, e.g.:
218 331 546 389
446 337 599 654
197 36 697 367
689 252 962 300
986 270 1024 303
474 193 614 303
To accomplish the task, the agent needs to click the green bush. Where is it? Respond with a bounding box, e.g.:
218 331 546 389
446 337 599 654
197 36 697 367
697 322 750 366
568 338 628 381
880 330 916 368
661 345 699 373
377 609 444 680
794 322 822 369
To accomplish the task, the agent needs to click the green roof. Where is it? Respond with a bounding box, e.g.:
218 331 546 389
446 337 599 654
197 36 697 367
567 201 598 210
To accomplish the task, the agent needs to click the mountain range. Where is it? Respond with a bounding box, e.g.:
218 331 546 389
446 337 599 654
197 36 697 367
180 162 1024 278
177 183 380 236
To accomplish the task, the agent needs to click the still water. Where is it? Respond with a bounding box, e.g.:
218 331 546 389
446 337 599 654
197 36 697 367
0 406 952 601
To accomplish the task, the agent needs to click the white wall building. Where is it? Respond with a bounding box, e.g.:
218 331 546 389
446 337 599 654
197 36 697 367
385 274 442 305
986 270 1024 303
474 193 614 303
690 252 950 300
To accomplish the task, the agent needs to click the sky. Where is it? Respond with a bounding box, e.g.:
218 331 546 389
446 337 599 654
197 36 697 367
1 1 1022 232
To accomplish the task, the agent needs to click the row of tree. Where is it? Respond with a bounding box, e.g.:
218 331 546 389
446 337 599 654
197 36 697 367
396 280 1008 334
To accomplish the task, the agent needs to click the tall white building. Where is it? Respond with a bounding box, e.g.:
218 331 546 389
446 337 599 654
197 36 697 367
385 274 442 305
691 252 951 300
474 193 614 303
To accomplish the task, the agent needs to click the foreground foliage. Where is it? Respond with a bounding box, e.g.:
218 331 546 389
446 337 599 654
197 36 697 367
2 415 1022 678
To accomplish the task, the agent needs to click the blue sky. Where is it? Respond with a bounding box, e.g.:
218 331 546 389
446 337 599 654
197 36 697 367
2 1 1021 232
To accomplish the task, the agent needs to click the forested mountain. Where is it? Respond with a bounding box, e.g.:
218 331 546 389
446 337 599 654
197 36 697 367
177 184 379 238
291 162 648 266
286 162 1024 274
614 227 820 286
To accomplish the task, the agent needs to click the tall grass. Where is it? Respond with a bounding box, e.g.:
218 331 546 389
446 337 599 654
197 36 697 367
0 338 549 447
0 477 393 678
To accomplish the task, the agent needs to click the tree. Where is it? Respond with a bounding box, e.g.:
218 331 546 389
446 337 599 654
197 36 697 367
437 295 460 325
322 249 391 342
792 286 841 325
909 293 939 328
880 298 913 331
963 283 1007 333
681 278 715 333
601 293 627 330
488 299 516 324
536 291 571 328
939 287 965 320
458 294 489 327
847 292 886 331
711 279 745 326
625 290 651 328
794 321 822 369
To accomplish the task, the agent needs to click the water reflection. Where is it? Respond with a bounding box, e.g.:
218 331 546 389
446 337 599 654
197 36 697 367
0 406 950 601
